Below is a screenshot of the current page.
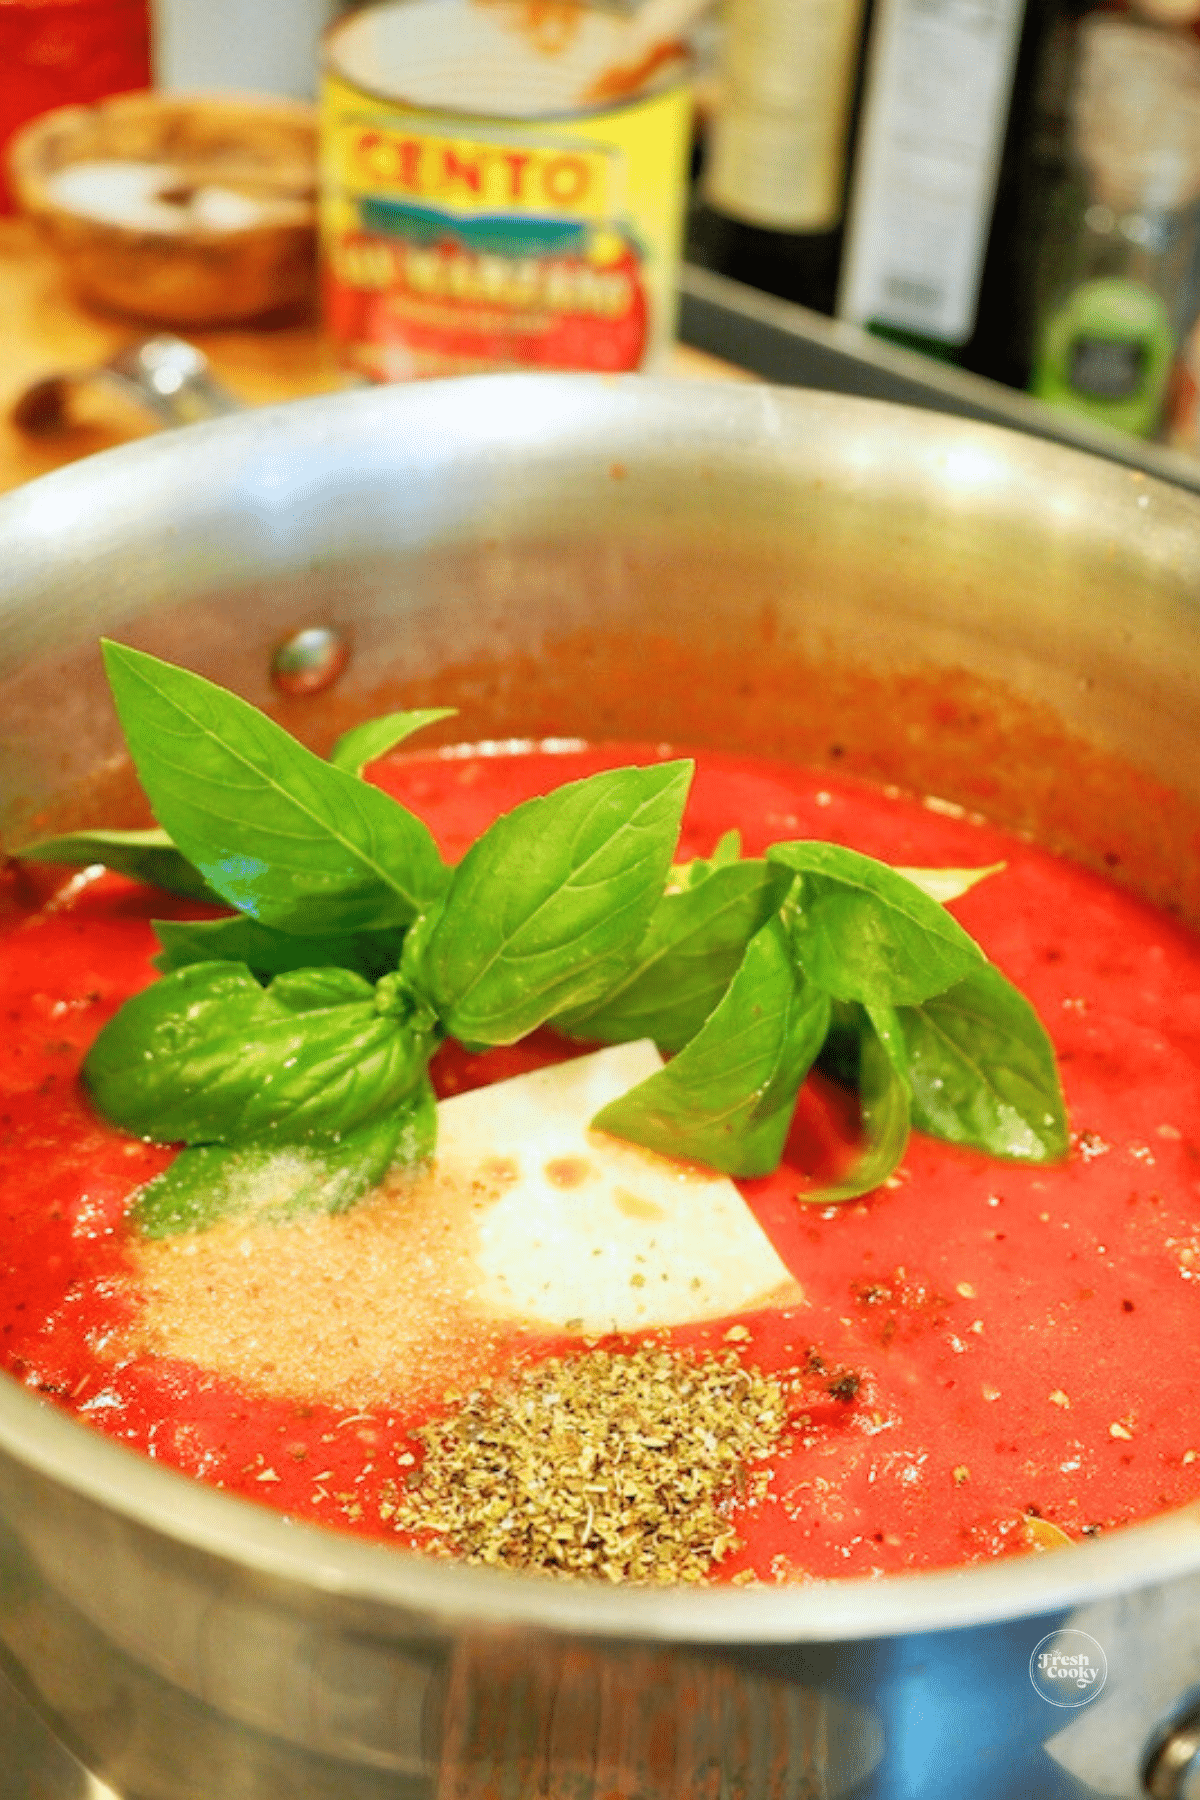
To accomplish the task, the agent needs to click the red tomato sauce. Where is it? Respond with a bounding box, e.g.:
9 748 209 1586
3 744 1200 1580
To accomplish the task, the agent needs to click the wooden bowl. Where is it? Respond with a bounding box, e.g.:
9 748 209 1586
6 91 317 327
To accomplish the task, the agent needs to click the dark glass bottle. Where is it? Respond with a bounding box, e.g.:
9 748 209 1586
837 0 1059 381
687 0 869 317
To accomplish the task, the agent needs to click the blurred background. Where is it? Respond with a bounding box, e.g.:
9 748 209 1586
4 0 1200 468
688 0 1200 447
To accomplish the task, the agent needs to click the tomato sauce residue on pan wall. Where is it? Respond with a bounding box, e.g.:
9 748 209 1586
3 743 1200 1581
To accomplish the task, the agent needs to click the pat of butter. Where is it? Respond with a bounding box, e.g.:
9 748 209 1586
438 1041 802 1336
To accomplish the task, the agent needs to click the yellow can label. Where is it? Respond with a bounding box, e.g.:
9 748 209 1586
320 53 691 382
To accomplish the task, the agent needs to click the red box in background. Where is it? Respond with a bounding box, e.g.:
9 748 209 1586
0 0 150 212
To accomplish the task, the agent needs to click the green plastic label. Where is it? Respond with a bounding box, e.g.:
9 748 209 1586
1032 277 1173 439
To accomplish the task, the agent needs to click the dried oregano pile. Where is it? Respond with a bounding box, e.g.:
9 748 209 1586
383 1345 789 1582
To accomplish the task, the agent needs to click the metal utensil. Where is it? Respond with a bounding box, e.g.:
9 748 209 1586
10 334 242 436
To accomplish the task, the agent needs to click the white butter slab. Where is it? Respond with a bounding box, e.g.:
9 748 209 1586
437 1041 802 1336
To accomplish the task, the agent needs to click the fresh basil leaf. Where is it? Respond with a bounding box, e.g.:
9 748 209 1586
554 859 791 1053
416 760 693 1046
83 960 434 1145
671 828 743 892
100 642 448 934
864 1000 910 1083
802 1013 911 1204
15 827 218 904
592 915 832 1176
815 997 863 1089
133 1085 436 1238
152 915 406 983
898 962 1069 1162
267 967 375 1011
768 840 984 1006
397 899 441 986
893 863 1005 903
329 709 457 777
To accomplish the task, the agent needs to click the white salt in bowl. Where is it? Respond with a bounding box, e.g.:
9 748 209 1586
7 90 317 326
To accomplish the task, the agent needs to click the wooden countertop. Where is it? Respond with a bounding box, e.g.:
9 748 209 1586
0 217 751 498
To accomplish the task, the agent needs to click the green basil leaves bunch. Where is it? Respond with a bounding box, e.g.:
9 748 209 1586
18 643 1068 1233
570 843 1068 1200
24 645 694 1232
88 963 441 1236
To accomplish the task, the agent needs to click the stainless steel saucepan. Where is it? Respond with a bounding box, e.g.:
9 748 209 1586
2 377 1200 1800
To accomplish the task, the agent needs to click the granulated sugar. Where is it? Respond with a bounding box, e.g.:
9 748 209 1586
122 1039 802 1408
126 1167 506 1408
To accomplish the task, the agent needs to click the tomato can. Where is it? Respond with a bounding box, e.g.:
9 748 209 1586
320 0 693 380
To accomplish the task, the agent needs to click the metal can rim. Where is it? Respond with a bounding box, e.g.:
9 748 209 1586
322 0 693 127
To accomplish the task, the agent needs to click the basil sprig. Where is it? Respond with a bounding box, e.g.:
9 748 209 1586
12 827 220 904
767 841 986 1005
586 843 1067 1196
328 708 457 777
151 914 407 983
814 1013 914 1203
406 761 694 1046
99 641 449 933
554 855 792 1053
20 646 1068 1235
898 963 1068 1161
592 914 832 1175
84 963 436 1145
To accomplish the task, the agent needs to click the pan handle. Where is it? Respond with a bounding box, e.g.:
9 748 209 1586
1145 1697 1200 1799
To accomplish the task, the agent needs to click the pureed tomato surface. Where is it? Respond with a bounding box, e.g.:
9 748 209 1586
3 742 1200 1580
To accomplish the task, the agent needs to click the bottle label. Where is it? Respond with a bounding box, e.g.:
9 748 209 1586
705 0 867 232
838 0 1027 344
1068 337 1146 401
1031 276 1173 438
